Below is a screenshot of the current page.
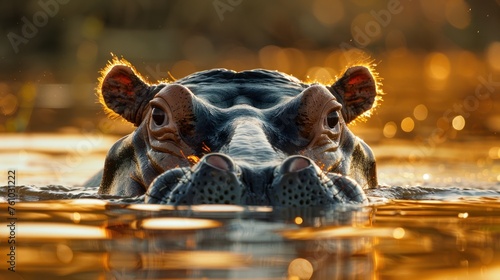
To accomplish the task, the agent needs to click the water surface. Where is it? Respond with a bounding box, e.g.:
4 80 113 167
1 133 500 279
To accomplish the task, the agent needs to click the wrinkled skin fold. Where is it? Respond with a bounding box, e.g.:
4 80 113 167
91 60 379 206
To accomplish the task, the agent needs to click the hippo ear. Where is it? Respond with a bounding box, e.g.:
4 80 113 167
99 64 154 126
330 66 377 124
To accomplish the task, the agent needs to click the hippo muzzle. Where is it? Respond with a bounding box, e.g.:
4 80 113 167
95 58 379 206
146 153 366 206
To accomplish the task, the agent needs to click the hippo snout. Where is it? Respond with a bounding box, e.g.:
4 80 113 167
145 153 367 206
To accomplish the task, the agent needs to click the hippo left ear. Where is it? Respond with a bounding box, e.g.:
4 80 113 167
330 66 377 124
99 64 156 126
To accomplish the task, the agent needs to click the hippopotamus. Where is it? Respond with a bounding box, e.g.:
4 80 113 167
94 59 379 206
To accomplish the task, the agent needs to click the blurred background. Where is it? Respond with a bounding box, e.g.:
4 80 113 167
0 0 499 185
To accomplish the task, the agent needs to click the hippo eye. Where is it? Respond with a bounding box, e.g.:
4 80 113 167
326 111 339 129
151 107 167 126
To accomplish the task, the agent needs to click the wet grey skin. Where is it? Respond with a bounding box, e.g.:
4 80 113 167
91 61 379 206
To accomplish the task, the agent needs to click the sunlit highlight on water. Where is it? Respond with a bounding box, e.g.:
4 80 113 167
106 251 250 270
127 204 176 211
458 212 469 219
2 198 500 279
191 204 245 212
138 217 221 230
69 199 106 205
0 222 108 239
281 226 404 240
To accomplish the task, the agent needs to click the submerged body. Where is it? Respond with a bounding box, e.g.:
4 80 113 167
94 59 380 206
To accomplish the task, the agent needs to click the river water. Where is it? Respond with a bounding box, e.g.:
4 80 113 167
1 133 500 279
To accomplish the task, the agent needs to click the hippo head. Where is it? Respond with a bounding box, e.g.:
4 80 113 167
97 58 379 206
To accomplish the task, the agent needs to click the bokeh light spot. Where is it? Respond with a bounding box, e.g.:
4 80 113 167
457 51 479 78
452 115 465 131
488 147 500 159
0 93 18 116
445 0 471 29
81 16 104 40
288 258 313 280
486 115 500 132
383 121 397 138
72 212 81 224
426 52 451 80
401 117 415 133
423 173 431 181
259 45 291 73
393 227 405 239
76 41 98 64
312 0 344 26
458 212 469 219
413 104 428 121
171 60 197 78
486 42 500 71
183 35 215 66
56 244 74 264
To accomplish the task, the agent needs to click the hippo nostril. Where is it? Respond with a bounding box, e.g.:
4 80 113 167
205 154 234 171
281 156 311 173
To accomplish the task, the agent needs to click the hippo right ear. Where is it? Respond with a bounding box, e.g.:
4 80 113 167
329 66 379 124
99 64 155 126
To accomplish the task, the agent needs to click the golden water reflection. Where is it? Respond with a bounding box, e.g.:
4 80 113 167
2 199 500 279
